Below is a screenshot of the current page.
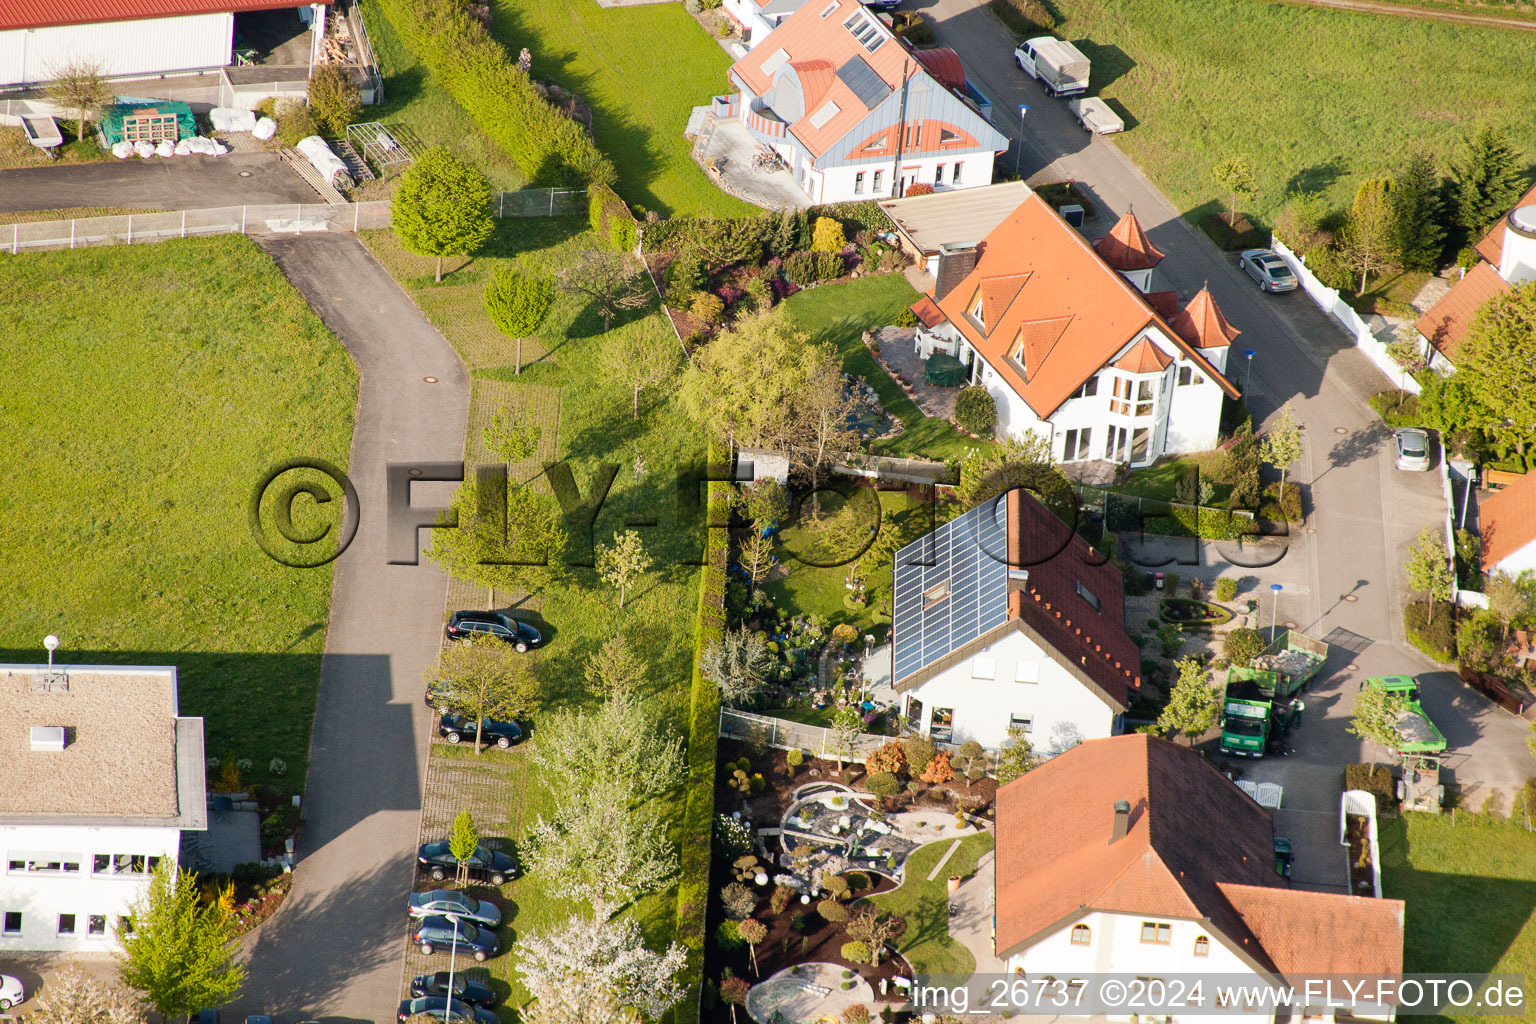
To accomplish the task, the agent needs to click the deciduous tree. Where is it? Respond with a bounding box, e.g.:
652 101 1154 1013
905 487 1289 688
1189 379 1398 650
1156 658 1220 745
433 633 542 753
600 322 681 418
393 146 495 283
1485 570 1531 645
700 626 772 707
1456 283 1536 456
45 58 111 146
1261 402 1303 491
595 529 653 610
734 479 790 531
426 474 569 594
585 633 647 697
994 725 1037 785
526 782 678 914
1349 684 1411 768
720 977 751 1024
519 911 687 1020
737 918 768 976
1451 123 1523 233
1340 177 1397 294
308 63 362 136
1392 151 1447 272
954 431 1067 512
1405 526 1454 626
680 308 820 449
116 861 245 1021
484 268 554 374
32 966 143 1024
1212 157 1257 225
483 405 542 464
531 689 685 801
845 909 899 966
830 703 864 775
560 246 650 331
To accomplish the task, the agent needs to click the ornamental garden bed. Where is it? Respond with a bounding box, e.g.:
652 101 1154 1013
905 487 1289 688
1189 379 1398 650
1158 598 1234 626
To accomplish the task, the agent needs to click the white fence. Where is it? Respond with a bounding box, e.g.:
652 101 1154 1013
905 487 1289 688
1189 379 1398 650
719 708 883 764
1 188 588 255
1340 789 1382 899
1271 237 1421 396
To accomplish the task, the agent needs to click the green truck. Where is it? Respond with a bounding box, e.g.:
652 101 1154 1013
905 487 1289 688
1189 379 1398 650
1219 678 1304 757
1363 675 1447 754
1227 629 1330 699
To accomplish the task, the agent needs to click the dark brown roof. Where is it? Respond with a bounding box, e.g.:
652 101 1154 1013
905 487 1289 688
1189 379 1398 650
1414 262 1509 363
909 295 946 329
934 246 980 301
1145 289 1181 320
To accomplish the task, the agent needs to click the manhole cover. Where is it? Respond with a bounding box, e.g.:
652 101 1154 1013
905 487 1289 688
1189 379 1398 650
1334 427 1348 434
1344 594 1359 602
408 468 424 477
1347 663 1359 672
423 376 438 383
1283 620 1297 629
238 171 252 178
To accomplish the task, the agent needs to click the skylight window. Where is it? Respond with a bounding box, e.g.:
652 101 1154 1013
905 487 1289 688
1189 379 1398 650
820 0 838 16
842 10 886 53
762 47 792 75
808 100 841 129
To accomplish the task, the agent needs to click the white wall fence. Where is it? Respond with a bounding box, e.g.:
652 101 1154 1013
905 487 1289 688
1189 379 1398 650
1271 236 1421 396
719 707 1000 770
1 188 587 255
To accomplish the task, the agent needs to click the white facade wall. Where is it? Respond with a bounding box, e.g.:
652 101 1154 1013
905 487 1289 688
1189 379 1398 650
813 150 996 205
1493 539 1536 578
901 630 1118 752
0 823 181 952
1165 375 1225 454
723 0 789 49
0 13 234 88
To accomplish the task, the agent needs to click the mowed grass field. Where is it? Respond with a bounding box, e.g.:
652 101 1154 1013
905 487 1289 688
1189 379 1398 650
488 0 755 216
0 237 357 787
1049 0 1536 225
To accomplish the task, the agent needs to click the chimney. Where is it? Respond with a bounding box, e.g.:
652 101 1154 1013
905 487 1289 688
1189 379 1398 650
933 243 980 301
1111 799 1131 842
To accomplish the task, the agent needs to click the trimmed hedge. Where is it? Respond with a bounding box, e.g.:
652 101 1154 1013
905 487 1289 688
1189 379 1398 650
377 0 615 187
673 443 730 1024
1096 488 1256 541
1344 764 1396 813
1404 600 1455 663
991 0 1057 36
589 182 638 251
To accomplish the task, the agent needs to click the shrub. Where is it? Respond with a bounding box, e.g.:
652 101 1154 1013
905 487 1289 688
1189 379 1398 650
668 255 707 295
954 386 997 436
992 0 1057 35
274 99 318 148
268 757 288 776
816 251 845 280
1214 576 1238 602
1368 389 1421 428
920 750 955 784
376 0 614 185
744 275 775 311
1404 600 1455 662
588 182 638 251
840 940 873 963
901 734 937 777
845 870 872 892
1222 627 1266 666
308 64 362 136
691 291 727 324
812 216 848 253
722 881 758 920
782 251 820 285
844 1005 872 1024
769 884 795 915
822 873 851 900
714 813 753 860
1262 482 1303 523
700 0 722 8
715 918 744 950
866 771 901 798
1456 611 1503 672
786 748 804 768
894 306 919 328
1344 764 1396 813
817 898 850 923
867 740 906 775
790 911 808 932
1456 246 1480 270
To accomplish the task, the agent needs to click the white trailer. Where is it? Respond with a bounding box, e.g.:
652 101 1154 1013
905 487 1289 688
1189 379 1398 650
1013 36 1090 97
1069 97 1123 135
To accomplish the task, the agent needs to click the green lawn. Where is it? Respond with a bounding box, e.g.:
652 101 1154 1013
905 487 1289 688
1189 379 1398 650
360 0 529 190
0 237 357 787
487 0 753 217
869 832 995 975
1046 0 1536 228
780 275 990 462
365 220 705 1013
1380 813 1536 1024
1118 450 1234 503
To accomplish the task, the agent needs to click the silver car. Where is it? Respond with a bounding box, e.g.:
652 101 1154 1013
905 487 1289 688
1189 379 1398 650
1394 428 1431 472
1239 249 1299 293
0 974 24 1011
408 889 503 928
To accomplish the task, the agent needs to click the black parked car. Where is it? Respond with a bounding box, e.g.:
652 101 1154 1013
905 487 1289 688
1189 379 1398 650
410 916 499 961
445 610 541 652
396 996 497 1024
417 841 517 884
438 713 522 749
409 972 500 1009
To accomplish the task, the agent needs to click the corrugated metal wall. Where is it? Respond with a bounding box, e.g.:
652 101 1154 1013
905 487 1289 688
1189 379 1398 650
0 12 233 88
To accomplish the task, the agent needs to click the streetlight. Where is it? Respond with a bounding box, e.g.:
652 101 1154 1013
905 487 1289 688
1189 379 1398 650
443 915 460 1024
43 634 59 668
1269 583 1283 643
1243 348 1258 397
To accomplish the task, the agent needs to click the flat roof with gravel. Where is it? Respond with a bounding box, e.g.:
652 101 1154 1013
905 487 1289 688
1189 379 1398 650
0 664 205 828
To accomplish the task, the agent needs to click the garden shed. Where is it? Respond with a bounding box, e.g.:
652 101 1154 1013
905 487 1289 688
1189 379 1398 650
99 102 196 146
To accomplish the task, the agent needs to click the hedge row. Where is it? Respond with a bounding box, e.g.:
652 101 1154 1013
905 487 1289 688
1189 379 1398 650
589 182 638 251
672 444 730 1024
1092 490 1257 541
376 0 615 187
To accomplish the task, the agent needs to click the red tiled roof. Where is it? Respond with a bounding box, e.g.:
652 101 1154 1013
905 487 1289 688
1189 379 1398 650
1168 287 1240 349
0 0 326 31
1113 337 1173 374
1145 289 1180 320
912 47 966 94
995 736 1405 979
909 295 945 329
1094 211 1165 271
1219 884 1405 976
928 195 1237 417
1014 315 1072 379
1475 183 1536 267
1414 262 1509 363
1005 489 1140 705
980 272 1030 326
1480 470 1536 571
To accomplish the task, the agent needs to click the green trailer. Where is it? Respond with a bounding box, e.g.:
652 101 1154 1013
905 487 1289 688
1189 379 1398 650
1219 678 1304 757
1228 629 1330 699
1363 675 1447 754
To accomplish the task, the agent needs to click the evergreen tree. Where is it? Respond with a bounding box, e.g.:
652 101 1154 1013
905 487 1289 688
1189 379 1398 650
1451 124 1523 233
1392 151 1447 272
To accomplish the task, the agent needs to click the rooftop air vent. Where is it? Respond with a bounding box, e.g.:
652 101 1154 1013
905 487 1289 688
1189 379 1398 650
30 726 66 752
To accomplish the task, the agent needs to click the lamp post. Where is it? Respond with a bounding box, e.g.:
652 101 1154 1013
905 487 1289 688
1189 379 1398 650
445 915 460 1022
1269 583 1283 643
43 634 59 668
1243 348 1258 397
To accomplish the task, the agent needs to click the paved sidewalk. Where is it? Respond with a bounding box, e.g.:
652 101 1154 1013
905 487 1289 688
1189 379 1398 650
948 850 1002 974
227 232 469 1023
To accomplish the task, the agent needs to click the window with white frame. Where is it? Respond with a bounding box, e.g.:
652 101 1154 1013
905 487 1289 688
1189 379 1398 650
872 170 884 193
935 164 945 184
906 696 924 731
7 852 82 874
88 915 106 936
923 580 951 609
842 9 886 52
1070 924 1091 945
93 854 160 876
854 171 865 194
58 914 75 936
1110 376 1132 415
1073 375 1098 399
1009 713 1033 733
953 162 963 182
1062 427 1092 461
2 913 20 935
1136 378 1155 416
930 706 954 742
1178 366 1204 386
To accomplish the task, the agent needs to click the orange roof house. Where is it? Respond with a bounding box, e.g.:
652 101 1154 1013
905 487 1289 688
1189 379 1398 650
1475 182 1536 268
1417 188 1536 369
726 0 1006 204
1169 286 1242 349
1094 210 1166 272
1414 262 1509 364
995 735 1405 979
1480 471 1536 576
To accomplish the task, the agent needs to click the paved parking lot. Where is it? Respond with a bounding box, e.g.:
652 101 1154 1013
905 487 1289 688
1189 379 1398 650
0 152 318 213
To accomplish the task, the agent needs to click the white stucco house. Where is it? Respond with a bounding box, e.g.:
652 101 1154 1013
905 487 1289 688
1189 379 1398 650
889 488 1141 752
905 193 1241 467
0 664 206 952
716 0 1006 204
1480 471 1536 578
996 734 1405 1023
1414 185 1536 371
722 0 810 50
0 0 331 90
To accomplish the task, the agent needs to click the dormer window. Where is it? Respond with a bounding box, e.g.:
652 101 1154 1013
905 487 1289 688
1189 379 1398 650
923 580 951 610
970 289 985 327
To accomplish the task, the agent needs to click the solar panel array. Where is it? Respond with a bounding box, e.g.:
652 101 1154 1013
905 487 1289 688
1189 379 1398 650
891 499 1010 683
836 55 893 110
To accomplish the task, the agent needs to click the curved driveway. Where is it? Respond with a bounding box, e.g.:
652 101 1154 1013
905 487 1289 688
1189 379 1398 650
229 232 468 1022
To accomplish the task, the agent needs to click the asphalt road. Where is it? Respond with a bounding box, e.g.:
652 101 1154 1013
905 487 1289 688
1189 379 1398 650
227 233 469 1023
0 152 317 212
920 0 1533 879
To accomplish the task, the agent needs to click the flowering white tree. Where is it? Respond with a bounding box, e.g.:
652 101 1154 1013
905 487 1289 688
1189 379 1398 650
519 912 688 1021
530 690 684 801
31 967 143 1024
525 780 678 915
